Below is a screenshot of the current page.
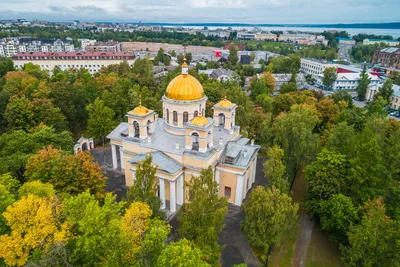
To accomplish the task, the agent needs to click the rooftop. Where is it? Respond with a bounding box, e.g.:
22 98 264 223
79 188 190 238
107 118 240 156
13 51 133 57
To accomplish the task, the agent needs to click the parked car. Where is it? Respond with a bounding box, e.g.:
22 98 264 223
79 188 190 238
389 111 398 116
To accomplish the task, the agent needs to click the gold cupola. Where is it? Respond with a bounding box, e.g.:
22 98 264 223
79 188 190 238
191 116 209 126
217 96 233 107
164 58 205 101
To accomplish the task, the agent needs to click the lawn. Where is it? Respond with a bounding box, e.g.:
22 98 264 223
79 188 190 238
268 169 344 267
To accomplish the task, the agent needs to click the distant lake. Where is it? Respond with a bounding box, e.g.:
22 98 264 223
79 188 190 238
164 25 400 38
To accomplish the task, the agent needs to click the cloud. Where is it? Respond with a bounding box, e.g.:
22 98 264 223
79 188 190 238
0 0 399 23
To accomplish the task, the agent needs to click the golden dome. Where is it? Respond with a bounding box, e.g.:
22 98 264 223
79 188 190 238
217 96 233 107
131 105 149 115
165 74 205 101
191 116 209 126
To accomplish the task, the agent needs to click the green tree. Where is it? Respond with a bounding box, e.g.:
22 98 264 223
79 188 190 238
86 98 117 146
156 239 210 267
127 155 162 218
178 167 228 257
366 96 388 118
132 58 154 79
0 184 15 234
357 66 371 101
25 146 107 198
319 194 358 243
0 173 19 193
134 219 171 267
18 180 55 198
264 145 289 193
306 149 349 214
65 192 126 266
374 78 393 104
322 67 337 89
0 57 14 78
242 186 299 256
228 45 239 66
163 55 171 66
341 198 400 267
0 124 73 177
273 105 320 181
280 82 297 94
4 96 35 131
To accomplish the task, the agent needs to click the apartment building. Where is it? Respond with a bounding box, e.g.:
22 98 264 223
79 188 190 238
300 58 336 79
12 51 135 75
363 39 400 47
372 48 400 69
316 72 380 90
85 41 123 52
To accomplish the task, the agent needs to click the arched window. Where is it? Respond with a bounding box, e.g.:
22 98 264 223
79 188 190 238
194 111 198 117
166 109 169 123
191 132 199 151
202 108 205 116
133 121 140 138
183 112 189 123
218 113 225 126
173 111 178 124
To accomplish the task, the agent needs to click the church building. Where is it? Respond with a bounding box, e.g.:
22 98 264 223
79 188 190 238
107 60 260 213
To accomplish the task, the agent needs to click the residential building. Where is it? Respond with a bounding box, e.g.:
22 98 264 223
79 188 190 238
236 32 256 40
107 61 260 213
366 83 400 107
255 33 277 41
316 72 380 90
272 73 307 90
85 41 123 52
390 84 400 110
12 51 135 75
78 39 97 49
372 48 400 69
363 39 400 47
209 68 239 82
300 58 336 79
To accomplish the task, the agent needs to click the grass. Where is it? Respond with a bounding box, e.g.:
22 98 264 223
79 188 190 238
305 225 344 267
268 169 344 267
268 220 298 267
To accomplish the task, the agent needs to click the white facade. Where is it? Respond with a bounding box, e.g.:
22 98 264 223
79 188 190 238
13 52 136 75
363 39 400 47
316 72 380 90
300 58 336 79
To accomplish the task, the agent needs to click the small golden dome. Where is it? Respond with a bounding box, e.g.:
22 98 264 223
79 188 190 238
217 96 233 107
191 116 209 126
165 74 205 101
131 105 149 115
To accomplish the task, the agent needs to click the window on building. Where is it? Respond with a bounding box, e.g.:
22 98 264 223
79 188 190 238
224 186 231 198
166 109 169 123
173 111 178 124
183 112 188 123
194 111 198 117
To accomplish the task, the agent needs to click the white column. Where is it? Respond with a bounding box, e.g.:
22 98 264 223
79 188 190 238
235 174 244 206
111 145 117 169
252 156 258 184
215 169 220 192
131 170 136 183
119 147 124 170
159 178 166 209
169 180 176 213
177 174 184 205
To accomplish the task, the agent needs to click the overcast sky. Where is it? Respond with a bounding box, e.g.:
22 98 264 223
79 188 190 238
0 0 399 24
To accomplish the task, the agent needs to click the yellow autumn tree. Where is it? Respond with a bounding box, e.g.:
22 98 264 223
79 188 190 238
0 195 70 266
120 201 152 260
